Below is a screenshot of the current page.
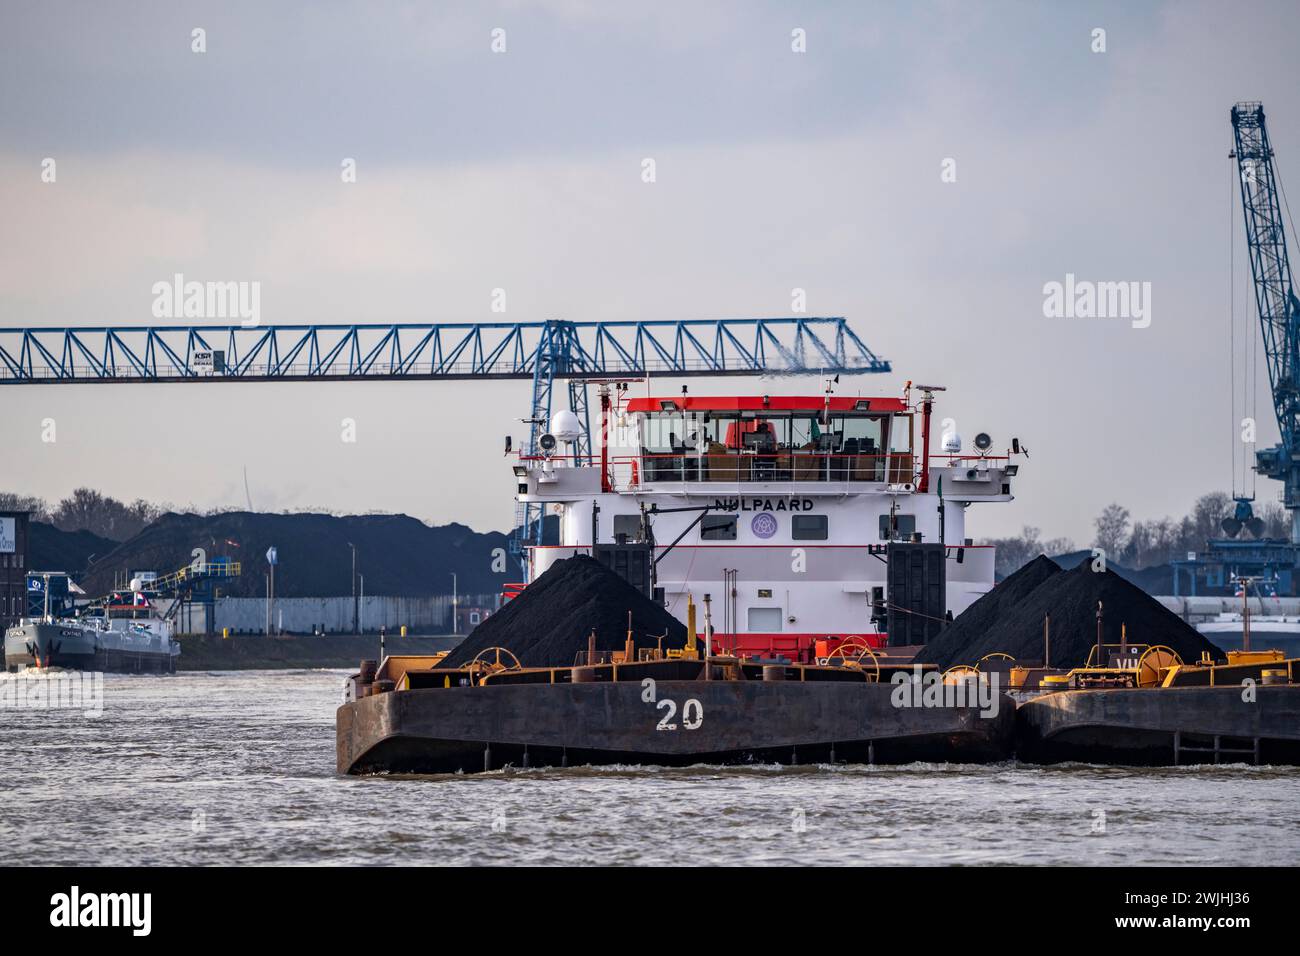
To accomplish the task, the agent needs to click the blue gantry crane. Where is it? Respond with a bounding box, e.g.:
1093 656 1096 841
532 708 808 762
0 315 891 571
0 316 887 384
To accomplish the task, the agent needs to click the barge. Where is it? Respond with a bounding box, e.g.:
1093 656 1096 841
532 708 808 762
1015 649 1300 765
337 651 1016 775
338 380 1031 774
336 378 1298 774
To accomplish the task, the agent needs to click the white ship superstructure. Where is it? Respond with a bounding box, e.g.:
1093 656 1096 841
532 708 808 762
513 383 1027 661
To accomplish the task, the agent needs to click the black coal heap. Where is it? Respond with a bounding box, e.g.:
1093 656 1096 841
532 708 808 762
918 556 1224 670
440 555 687 668
914 554 1062 667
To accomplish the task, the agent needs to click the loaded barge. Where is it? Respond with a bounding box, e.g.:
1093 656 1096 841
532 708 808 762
337 642 1014 775
1014 647 1300 765
339 381 1026 774
336 380 1300 774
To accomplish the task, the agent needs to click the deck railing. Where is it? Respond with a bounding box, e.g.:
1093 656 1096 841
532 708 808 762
519 451 1010 490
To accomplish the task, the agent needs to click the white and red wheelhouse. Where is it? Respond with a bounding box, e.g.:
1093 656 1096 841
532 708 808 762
513 383 1025 661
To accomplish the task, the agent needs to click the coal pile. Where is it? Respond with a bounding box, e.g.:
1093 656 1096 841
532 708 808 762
914 555 1062 667
440 555 687 668
918 556 1224 670
28 522 118 579
78 511 521 599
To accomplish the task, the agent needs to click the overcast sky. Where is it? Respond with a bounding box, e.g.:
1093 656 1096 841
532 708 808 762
2 0 1298 545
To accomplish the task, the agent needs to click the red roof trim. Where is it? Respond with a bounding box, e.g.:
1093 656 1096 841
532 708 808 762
624 396 908 413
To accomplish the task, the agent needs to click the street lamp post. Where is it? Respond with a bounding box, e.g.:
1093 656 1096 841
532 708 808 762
266 545 278 637
348 542 358 635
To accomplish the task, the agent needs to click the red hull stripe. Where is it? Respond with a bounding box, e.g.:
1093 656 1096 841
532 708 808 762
708 632 888 653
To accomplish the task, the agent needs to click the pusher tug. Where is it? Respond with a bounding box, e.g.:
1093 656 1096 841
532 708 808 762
337 381 1026 774
517 381 1020 658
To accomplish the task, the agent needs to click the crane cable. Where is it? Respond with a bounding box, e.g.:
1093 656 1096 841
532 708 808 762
1277 166 1300 273
1230 152 1239 500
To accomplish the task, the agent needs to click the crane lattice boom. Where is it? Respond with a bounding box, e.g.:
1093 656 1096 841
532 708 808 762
0 317 888 384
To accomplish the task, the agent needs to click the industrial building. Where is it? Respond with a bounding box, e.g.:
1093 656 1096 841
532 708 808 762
0 511 30 631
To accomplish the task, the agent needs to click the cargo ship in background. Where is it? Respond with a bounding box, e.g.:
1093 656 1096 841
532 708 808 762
1195 609 1300 656
513 381 1028 658
4 573 180 674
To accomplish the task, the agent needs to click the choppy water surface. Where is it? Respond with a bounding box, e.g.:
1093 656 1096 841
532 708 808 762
0 669 1296 866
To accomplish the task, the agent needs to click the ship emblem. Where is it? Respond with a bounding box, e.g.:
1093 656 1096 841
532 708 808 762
751 513 778 539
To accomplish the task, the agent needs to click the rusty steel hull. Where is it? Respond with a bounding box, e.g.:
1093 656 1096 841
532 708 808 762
1016 685 1300 766
337 680 1016 775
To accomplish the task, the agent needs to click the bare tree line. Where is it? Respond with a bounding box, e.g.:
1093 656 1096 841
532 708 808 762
984 491 1289 577
1091 492 1289 566
0 489 170 541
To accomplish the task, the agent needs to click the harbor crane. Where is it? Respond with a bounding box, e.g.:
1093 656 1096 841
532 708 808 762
1176 103 1300 596
1230 102 1300 544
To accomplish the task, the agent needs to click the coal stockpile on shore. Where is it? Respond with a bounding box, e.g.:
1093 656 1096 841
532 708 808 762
914 555 1062 667
918 556 1224 670
440 555 687 668
77 511 520 599
28 522 119 579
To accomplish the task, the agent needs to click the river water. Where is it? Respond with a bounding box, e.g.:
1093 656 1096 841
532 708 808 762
1 669 1295 866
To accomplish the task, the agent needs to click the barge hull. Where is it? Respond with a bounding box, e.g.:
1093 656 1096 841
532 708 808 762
1016 685 1300 766
5 647 177 674
4 624 177 674
338 680 1015 775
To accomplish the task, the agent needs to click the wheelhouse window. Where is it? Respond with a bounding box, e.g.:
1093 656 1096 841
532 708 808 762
639 411 702 480
634 406 914 484
888 413 915 484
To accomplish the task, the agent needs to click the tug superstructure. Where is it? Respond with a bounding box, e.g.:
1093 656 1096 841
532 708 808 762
514 382 1027 661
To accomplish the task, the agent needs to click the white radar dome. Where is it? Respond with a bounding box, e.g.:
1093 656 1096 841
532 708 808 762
129 577 144 592
941 432 962 453
550 409 583 442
